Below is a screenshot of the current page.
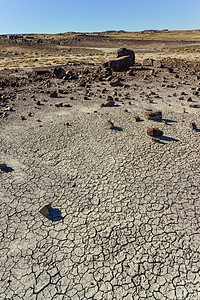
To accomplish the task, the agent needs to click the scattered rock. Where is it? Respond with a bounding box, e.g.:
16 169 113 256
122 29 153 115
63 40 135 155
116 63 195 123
151 137 161 143
50 91 58 98
79 80 86 87
64 122 71 126
132 116 141 122
143 58 154 66
189 104 198 108
0 163 7 170
127 69 134 76
144 110 162 120
153 60 162 68
110 78 120 87
55 102 63 108
100 97 115 107
39 203 52 217
185 97 192 102
102 120 115 129
35 70 50 76
147 127 163 137
53 67 66 79
190 123 197 131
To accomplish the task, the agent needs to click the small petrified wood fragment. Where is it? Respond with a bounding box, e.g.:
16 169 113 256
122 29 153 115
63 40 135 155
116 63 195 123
39 203 52 217
102 120 115 129
0 163 7 170
147 127 163 137
144 110 162 120
132 116 141 122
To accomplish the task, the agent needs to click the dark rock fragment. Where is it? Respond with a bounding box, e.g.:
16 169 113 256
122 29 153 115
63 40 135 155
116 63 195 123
147 127 163 137
144 110 162 120
39 203 52 217
0 163 7 170
50 91 58 98
190 123 197 131
53 67 66 79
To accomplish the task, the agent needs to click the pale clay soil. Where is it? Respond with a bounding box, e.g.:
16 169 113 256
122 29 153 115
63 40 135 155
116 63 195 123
0 58 200 299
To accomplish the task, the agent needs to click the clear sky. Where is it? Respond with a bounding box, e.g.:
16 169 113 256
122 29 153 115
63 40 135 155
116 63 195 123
1 0 200 34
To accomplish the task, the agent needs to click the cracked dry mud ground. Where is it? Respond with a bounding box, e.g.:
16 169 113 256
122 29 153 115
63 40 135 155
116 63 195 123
0 66 200 299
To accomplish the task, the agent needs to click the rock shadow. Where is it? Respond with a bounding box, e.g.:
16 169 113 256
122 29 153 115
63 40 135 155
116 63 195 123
112 126 123 131
161 136 179 142
1 167 14 173
47 208 64 222
154 119 177 125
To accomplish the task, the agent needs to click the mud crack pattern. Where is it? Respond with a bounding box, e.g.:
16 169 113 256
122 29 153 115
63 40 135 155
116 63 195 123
0 110 199 299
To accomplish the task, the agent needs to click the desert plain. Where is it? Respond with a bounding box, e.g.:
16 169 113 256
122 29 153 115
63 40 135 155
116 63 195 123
0 31 200 299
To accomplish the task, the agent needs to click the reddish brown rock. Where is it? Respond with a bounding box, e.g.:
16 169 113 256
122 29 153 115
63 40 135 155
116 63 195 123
39 203 52 217
147 127 163 137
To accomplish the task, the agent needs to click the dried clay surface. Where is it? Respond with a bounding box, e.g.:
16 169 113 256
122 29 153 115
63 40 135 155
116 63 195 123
0 59 200 299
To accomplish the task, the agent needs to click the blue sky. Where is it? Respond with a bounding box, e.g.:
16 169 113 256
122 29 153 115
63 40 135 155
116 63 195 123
1 0 200 34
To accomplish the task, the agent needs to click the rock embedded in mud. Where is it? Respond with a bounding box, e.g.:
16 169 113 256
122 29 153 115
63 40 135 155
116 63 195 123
147 127 163 137
53 67 66 79
144 110 162 120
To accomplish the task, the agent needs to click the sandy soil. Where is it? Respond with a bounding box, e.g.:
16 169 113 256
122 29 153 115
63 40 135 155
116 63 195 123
0 52 200 299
